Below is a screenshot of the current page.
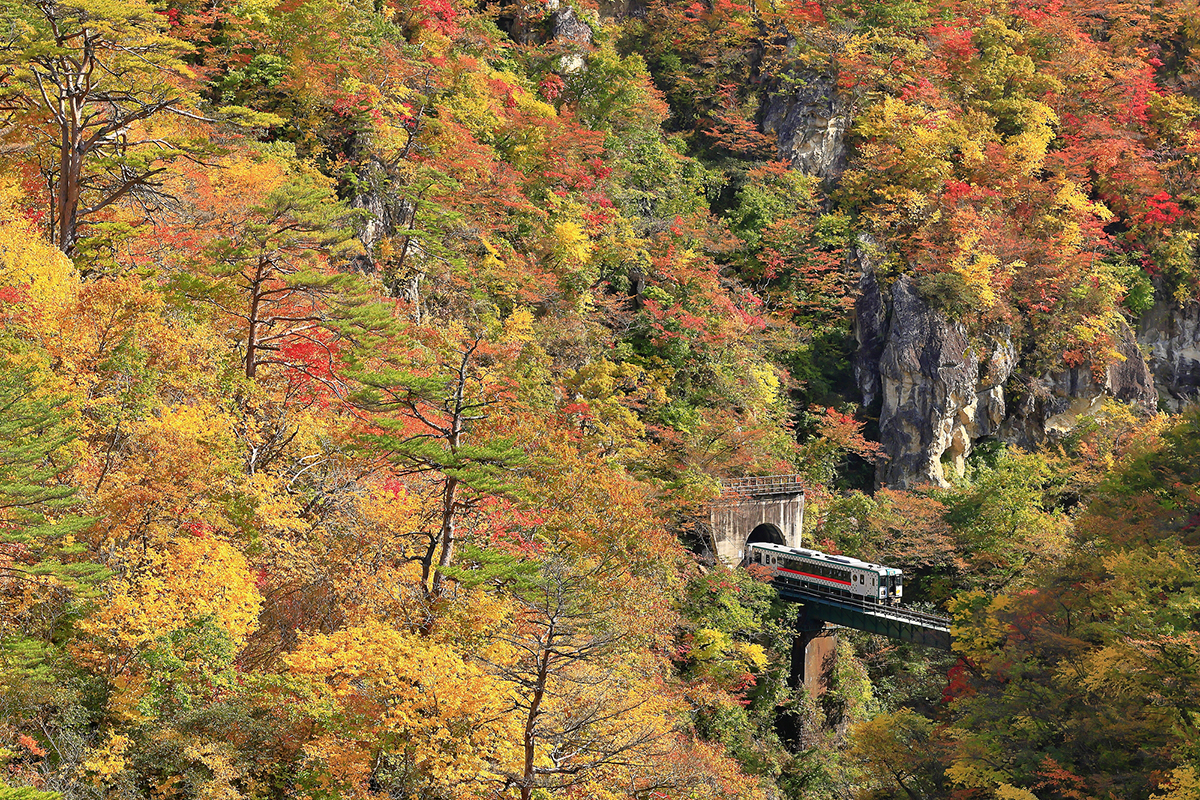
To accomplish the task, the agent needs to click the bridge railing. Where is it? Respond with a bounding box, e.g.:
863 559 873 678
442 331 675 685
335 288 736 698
773 582 952 629
773 583 954 650
719 474 806 498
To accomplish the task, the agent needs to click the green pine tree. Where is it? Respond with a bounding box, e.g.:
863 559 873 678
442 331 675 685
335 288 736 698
0 342 102 595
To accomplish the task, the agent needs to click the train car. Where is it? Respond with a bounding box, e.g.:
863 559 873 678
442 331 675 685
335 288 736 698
746 542 904 605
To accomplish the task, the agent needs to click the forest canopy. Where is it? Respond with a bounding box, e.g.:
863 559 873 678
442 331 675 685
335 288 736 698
0 0 1197 796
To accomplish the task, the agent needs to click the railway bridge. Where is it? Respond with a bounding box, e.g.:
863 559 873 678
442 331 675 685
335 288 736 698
778 581 953 692
709 474 953 693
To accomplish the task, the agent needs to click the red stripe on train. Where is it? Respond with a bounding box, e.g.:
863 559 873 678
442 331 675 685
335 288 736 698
779 567 852 586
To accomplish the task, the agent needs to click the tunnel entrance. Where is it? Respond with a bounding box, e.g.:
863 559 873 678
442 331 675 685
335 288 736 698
742 523 786 567
746 523 785 547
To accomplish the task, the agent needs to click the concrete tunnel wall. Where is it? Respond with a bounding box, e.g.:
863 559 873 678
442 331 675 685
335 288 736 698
709 492 805 566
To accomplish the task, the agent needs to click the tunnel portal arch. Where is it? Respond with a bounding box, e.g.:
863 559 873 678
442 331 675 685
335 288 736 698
746 523 785 546
708 476 805 566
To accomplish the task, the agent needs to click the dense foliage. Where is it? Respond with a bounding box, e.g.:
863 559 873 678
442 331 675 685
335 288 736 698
0 0 1197 795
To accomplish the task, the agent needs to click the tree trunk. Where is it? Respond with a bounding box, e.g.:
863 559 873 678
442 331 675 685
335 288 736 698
429 474 459 596
520 646 551 800
430 367 467 596
245 260 267 379
57 114 82 255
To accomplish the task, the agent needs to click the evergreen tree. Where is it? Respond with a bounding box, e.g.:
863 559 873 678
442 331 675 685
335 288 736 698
0 346 98 591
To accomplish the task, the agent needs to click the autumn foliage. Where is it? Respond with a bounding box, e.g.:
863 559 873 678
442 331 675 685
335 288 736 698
0 0 1197 795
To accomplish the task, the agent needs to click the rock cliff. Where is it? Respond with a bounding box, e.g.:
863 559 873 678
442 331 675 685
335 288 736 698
859 276 1160 488
853 250 888 410
761 73 849 180
872 276 1014 488
1138 293 1200 411
510 0 594 49
998 321 1157 449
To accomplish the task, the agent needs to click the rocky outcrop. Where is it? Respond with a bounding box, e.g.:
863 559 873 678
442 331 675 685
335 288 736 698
596 0 646 19
510 0 594 51
761 73 850 180
550 5 592 42
850 265 1196 485
351 157 405 256
875 277 1014 489
852 241 888 409
1110 320 1160 406
1138 294 1200 411
347 145 427 313
858 269 1160 484
999 321 1157 449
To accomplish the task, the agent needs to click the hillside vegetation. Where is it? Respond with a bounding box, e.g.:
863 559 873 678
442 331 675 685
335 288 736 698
0 0 1197 796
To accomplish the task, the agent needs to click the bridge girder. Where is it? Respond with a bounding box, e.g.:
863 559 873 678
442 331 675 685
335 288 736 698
775 584 953 651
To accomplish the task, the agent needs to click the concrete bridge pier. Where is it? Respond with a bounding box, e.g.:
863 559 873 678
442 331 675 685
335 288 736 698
790 606 837 696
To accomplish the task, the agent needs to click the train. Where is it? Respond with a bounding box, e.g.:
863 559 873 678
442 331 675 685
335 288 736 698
746 541 904 606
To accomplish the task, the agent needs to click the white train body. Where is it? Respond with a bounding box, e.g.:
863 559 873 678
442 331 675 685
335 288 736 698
747 542 904 605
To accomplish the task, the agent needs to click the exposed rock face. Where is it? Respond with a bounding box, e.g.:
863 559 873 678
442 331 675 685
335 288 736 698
852 241 888 409
761 73 850 180
550 5 592 43
854 268 1175 483
595 0 646 19
1138 294 1200 411
351 159 404 256
348 151 425 312
875 277 1014 488
511 1 594 49
999 321 1157 449
1109 320 1160 408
